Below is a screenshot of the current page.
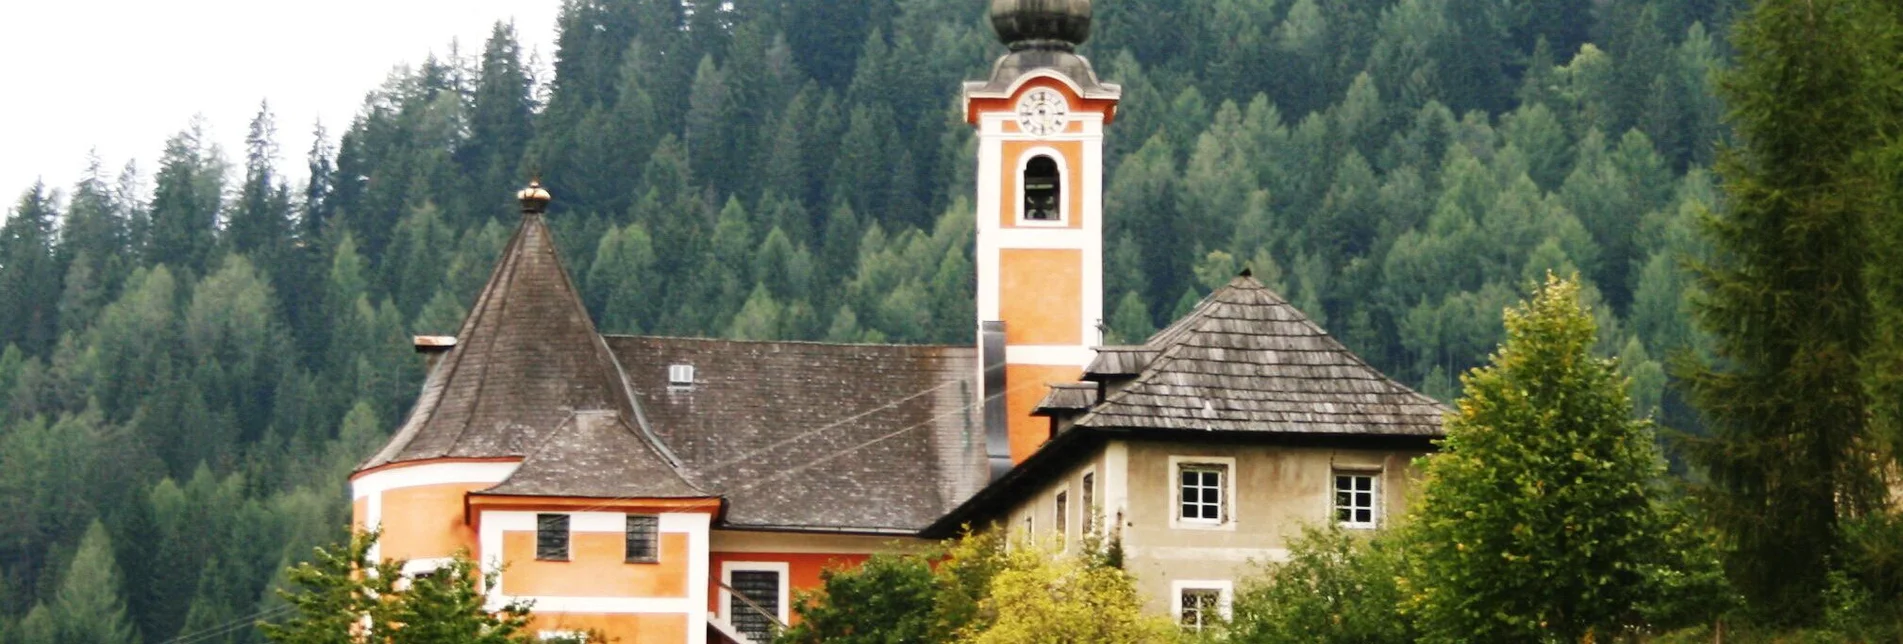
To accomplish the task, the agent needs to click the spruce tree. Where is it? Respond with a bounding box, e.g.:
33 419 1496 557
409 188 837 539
0 183 61 357
1678 0 1902 623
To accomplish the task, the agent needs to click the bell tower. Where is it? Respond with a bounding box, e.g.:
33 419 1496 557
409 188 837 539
968 0 1120 476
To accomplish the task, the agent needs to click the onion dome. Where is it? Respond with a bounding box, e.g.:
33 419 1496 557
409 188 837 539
517 180 552 215
990 0 1091 51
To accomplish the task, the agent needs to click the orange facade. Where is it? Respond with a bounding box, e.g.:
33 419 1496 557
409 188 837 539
1006 363 1084 461
997 249 1084 346
378 482 489 560
998 139 1085 229
528 612 689 641
501 531 691 597
706 551 872 624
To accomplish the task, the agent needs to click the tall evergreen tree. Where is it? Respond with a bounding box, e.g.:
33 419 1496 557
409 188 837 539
1679 0 1903 624
45 522 139 644
147 120 224 277
0 183 62 356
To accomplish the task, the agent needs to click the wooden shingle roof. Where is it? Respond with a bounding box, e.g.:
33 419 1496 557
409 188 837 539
1074 274 1446 436
606 337 987 533
479 410 706 499
360 211 650 470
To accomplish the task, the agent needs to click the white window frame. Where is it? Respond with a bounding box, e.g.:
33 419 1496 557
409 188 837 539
1014 147 1071 227
1168 455 1237 531
1333 469 1382 529
720 561 791 630
1054 488 1069 551
1171 579 1233 631
1080 467 1097 535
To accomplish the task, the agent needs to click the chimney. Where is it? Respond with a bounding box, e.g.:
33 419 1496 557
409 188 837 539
414 335 457 371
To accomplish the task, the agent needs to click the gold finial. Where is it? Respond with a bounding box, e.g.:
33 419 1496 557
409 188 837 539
517 178 552 215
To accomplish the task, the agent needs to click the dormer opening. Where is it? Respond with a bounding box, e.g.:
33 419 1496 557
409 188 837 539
1023 155 1061 221
668 364 696 389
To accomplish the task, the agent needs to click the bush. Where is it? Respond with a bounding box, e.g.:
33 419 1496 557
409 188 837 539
1228 525 1415 644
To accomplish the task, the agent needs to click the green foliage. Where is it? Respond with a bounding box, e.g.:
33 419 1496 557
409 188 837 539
1228 525 1415 644
1678 0 1903 625
1402 275 1729 642
261 530 538 644
778 554 939 643
780 531 1173 644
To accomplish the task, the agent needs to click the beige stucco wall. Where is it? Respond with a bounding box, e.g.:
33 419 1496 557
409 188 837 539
987 437 1429 618
1001 447 1110 551
1116 439 1429 614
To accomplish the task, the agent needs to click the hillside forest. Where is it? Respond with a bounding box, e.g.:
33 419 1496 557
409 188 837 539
0 0 1742 641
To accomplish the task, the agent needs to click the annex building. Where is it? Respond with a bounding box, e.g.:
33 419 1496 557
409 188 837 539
350 1 1447 641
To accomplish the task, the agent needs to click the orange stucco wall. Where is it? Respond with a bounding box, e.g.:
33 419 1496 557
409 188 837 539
352 497 367 532
378 482 488 560
1000 139 1085 229
528 612 687 641
1007 363 1083 462
998 249 1083 346
500 531 690 598
707 552 871 624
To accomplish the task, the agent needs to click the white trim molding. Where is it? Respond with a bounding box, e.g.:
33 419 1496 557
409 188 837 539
1013 146 1072 226
1167 455 1239 532
1170 579 1234 627
720 561 792 629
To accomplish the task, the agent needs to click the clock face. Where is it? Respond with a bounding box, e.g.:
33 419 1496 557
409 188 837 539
1016 88 1070 136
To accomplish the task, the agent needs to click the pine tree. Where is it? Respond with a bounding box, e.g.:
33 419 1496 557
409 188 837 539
147 119 224 277
0 183 62 357
44 522 138 644
1678 0 1903 623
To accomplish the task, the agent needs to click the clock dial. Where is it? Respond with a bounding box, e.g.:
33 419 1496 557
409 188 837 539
1015 87 1070 137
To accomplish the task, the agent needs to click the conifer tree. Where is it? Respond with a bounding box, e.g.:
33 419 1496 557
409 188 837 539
1678 0 1903 623
0 184 61 357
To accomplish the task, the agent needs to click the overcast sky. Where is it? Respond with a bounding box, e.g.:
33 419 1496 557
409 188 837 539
2 0 561 218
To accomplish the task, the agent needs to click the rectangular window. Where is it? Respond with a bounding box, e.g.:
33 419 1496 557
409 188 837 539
1335 472 1379 528
625 515 659 563
730 570 782 643
535 514 570 561
1180 588 1223 631
1178 464 1226 523
1081 472 1096 533
1054 490 1068 547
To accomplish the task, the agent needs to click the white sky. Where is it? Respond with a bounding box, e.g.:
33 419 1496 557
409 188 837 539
1 0 561 217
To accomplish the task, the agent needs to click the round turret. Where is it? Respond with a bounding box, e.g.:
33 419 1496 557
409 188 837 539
990 0 1091 51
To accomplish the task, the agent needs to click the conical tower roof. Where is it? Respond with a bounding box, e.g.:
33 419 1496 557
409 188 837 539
360 188 651 471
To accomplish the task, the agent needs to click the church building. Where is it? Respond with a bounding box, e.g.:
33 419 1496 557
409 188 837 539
349 1 1445 641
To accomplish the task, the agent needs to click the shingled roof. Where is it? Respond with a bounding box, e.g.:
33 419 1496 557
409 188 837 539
606 337 986 533
478 410 705 499
360 210 644 470
1074 274 1446 435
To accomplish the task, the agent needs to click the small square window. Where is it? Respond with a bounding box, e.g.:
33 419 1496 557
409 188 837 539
536 514 570 561
1334 472 1379 528
625 515 659 563
1180 588 1223 631
1179 465 1226 523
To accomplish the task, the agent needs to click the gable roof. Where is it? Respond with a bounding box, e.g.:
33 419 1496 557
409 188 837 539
360 211 645 470
477 410 706 499
605 337 986 534
1073 275 1446 436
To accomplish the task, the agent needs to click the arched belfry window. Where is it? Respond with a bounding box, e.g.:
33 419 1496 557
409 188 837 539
1023 155 1062 221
